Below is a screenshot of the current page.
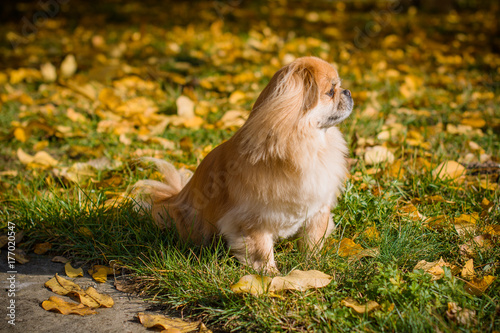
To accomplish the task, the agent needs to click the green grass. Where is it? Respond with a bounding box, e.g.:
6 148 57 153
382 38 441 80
1 0 500 331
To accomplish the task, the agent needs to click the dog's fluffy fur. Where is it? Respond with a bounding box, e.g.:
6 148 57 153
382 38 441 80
133 56 353 273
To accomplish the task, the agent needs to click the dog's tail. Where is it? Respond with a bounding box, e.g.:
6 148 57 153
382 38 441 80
130 157 192 226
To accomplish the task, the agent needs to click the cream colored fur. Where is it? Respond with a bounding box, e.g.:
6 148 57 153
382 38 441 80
131 57 353 273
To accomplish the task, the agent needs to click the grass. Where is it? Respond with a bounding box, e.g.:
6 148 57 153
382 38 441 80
1 0 500 331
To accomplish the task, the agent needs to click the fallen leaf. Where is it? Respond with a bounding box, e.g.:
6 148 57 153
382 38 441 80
413 258 459 280
85 287 114 308
461 259 476 280
230 275 272 296
453 213 479 236
432 161 465 183
89 267 111 283
34 242 52 255
176 95 195 119
61 54 77 78
398 203 425 221
40 62 57 82
445 302 477 326
17 148 58 169
65 262 84 278
42 296 96 316
341 297 380 314
13 248 30 264
268 270 333 292
52 256 69 263
337 238 364 257
348 247 380 263
45 274 84 295
364 146 395 165
137 312 200 332
362 226 380 242
464 276 496 296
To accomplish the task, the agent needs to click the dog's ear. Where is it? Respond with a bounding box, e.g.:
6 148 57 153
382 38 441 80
293 64 319 112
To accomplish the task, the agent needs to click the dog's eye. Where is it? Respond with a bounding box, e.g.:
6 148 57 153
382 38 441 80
326 87 335 98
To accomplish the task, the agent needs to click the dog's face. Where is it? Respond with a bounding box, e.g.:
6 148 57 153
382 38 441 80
295 57 353 130
250 57 353 132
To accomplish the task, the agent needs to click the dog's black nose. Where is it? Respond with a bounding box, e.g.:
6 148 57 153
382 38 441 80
343 89 351 97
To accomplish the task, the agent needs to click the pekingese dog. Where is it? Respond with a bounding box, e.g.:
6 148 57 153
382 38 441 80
133 56 353 273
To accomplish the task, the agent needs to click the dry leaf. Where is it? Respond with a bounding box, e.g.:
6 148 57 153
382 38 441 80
17 148 58 169
40 62 57 82
52 256 69 263
42 296 96 316
464 276 496 296
61 54 77 78
445 302 477 326
176 95 195 119
34 242 52 255
398 204 425 221
230 275 272 296
337 238 364 257
137 312 200 332
432 161 465 182
348 247 380 263
362 226 380 242
65 262 84 278
413 258 459 280
364 146 395 165
341 297 380 314
453 213 479 236
461 259 476 280
13 248 30 264
85 287 114 308
268 270 333 292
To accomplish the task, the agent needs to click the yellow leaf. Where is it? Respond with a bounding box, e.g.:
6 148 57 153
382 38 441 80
413 258 459 280
176 95 195 119
17 148 58 169
461 117 485 128
362 226 380 242
432 161 465 182
337 238 364 257
91 267 108 283
347 247 380 263
230 275 272 296
464 276 496 296
65 262 84 278
45 274 84 295
98 87 122 110
183 116 204 129
137 312 200 332
228 90 246 104
341 297 380 314
66 108 86 122
446 302 477 326
217 110 249 129
85 287 114 308
398 203 425 221
40 62 57 82
461 259 476 280
364 146 395 165
453 213 479 236
34 242 52 255
60 54 77 78
268 270 333 292
42 296 96 316
387 159 405 180
14 127 28 142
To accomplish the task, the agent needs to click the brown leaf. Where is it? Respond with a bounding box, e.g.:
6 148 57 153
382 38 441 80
445 302 477 326
13 248 30 264
85 287 114 308
51 256 69 263
34 242 52 255
230 275 272 296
